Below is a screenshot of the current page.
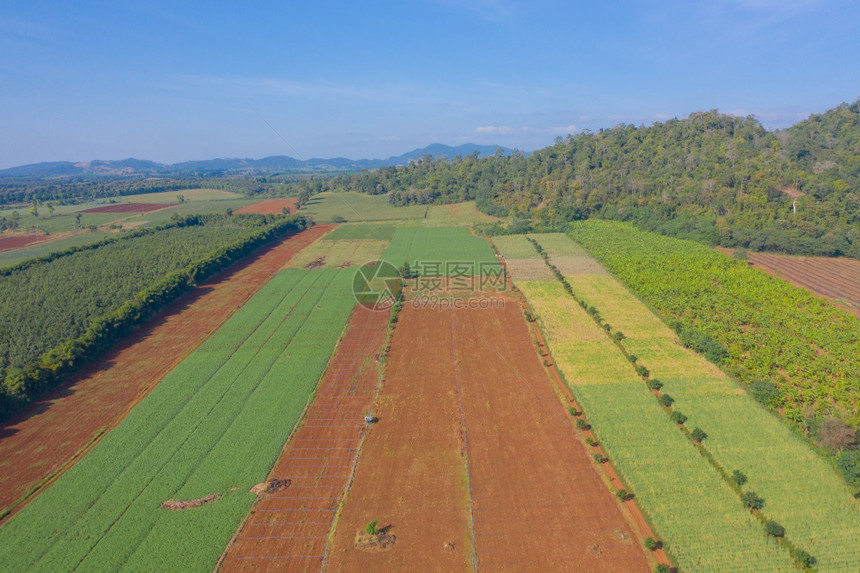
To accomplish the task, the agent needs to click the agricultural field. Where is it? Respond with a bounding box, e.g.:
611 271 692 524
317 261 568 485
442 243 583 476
536 232 860 572
423 201 500 227
285 237 389 269
321 222 397 240
745 251 860 318
300 192 427 223
516 279 793 572
382 226 500 274
126 188 243 202
235 197 297 215
0 268 356 571
0 225 332 519
568 220 860 425
78 202 175 214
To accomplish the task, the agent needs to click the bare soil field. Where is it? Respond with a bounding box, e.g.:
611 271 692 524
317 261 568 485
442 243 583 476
325 294 649 571
0 225 333 520
0 232 51 252
453 301 648 572
235 197 298 215
78 202 175 213
219 306 389 572
746 252 860 318
325 303 475 572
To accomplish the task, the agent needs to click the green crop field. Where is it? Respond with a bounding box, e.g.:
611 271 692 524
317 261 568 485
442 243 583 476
548 257 860 572
322 222 397 240
518 279 795 572
383 226 500 274
0 269 355 572
300 192 427 222
423 201 499 226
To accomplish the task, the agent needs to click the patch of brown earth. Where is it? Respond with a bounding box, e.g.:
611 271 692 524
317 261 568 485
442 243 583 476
160 494 221 510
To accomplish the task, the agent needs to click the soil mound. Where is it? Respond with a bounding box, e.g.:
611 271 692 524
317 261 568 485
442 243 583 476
304 257 325 269
250 478 290 496
160 493 221 510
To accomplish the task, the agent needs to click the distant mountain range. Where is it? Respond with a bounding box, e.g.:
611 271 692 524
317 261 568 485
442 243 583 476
0 143 515 178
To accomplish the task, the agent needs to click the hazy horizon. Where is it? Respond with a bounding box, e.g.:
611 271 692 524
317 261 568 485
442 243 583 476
2 0 859 170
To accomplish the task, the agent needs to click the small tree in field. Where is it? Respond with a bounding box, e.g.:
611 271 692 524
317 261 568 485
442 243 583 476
670 411 687 425
765 520 785 538
791 548 816 568
659 394 675 407
731 469 748 486
615 489 632 501
365 520 379 535
691 427 708 443
742 491 764 511
655 565 671 573
593 453 605 464
644 537 660 550
575 419 588 430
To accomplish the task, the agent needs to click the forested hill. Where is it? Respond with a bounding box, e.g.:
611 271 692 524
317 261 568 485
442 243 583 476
311 99 860 258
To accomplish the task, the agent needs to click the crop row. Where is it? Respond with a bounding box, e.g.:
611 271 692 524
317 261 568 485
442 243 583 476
0 268 356 572
535 233 860 572
516 279 794 572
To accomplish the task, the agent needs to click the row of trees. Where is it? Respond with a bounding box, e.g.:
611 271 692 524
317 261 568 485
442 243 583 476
0 213 309 420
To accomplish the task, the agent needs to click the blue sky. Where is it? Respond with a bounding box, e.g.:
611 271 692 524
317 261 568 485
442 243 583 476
1 0 858 167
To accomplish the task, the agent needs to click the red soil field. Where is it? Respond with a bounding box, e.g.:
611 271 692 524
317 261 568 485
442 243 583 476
452 301 649 571
78 202 175 214
746 252 860 318
235 197 298 215
219 306 389 572
0 233 51 252
0 224 334 520
326 294 650 571
325 303 476 572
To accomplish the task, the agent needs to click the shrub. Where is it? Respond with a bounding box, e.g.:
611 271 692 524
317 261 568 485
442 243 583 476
648 379 663 390
837 449 860 493
691 427 708 442
613 331 626 341
670 411 687 425
365 520 378 535
575 419 588 430
615 489 630 501
742 491 765 511
636 365 650 377
659 394 675 407
644 537 660 550
568 406 578 416
765 520 785 538
593 453 605 463
585 437 597 446
731 470 748 486
603 323 611 332
655 565 672 573
791 548 816 568
629 354 638 363
331 215 347 223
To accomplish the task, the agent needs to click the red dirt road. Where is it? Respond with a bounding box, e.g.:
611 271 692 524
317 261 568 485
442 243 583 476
236 198 298 215
325 303 476 572
218 306 390 572
78 202 175 213
0 225 333 519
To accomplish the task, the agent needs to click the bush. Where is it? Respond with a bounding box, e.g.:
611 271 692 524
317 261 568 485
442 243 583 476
765 520 785 538
659 394 675 407
742 491 765 511
613 331 626 341
791 548 816 568
670 411 687 425
655 565 672 573
585 437 597 446
837 449 860 493
568 406 578 416
365 520 378 535
331 215 347 223
750 379 782 409
691 427 708 442
593 453 605 463
636 365 650 377
644 537 660 550
615 489 631 501
648 379 663 390
731 469 748 486
575 419 588 430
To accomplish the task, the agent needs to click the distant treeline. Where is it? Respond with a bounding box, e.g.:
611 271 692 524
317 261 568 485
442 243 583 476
293 100 860 258
0 212 309 420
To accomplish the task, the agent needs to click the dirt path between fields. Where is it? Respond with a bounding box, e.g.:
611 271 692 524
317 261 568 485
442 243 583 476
0 225 334 522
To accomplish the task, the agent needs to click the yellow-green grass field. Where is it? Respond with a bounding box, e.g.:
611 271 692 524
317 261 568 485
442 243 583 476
546 236 860 572
518 279 794 572
423 200 500 226
285 238 389 269
300 192 427 222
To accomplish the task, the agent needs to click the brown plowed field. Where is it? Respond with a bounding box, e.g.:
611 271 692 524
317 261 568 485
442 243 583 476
236 197 298 215
0 233 51 251
219 306 389 572
78 202 175 213
746 252 860 317
453 302 647 572
325 303 476 572
326 297 648 572
0 224 333 519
